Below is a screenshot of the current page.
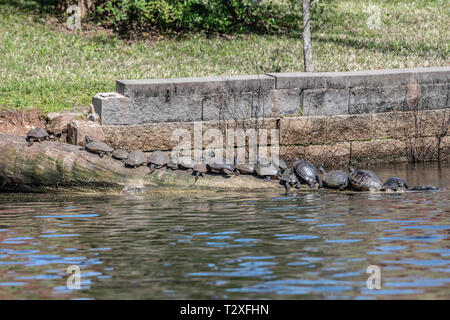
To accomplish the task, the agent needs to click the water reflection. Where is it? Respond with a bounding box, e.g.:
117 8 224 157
0 163 448 299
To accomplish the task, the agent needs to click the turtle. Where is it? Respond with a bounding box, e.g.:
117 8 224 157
293 159 322 188
279 168 301 193
381 177 409 191
273 157 288 172
233 156 255 175
26 127 49 146
207 151 235 175
148 150 170 172
254 159 280 182
84 136 113 158
409 185 443 191
125 150 147 168
166 159 179 170
171 151 193 171
348 166 383 191
319 167 348 190
112 149 129 161
193 157 208 183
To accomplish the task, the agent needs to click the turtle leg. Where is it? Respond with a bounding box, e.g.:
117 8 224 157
27 138 33 147
201 172 205 178
149 164 155 173
264 176 271 182
194 171 199 184
98 151 104 158
285 182 291 193
235 169 240 176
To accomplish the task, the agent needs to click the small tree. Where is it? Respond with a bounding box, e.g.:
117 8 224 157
297 0 321 72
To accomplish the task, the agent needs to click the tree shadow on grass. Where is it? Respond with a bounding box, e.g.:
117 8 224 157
313 33 446 59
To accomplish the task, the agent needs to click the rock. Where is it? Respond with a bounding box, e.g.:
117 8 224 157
46 113 83 135
67 120 105 146
88 112 100 122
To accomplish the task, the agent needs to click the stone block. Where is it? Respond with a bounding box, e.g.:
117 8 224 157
303 142 350 169
280 145 306 164
92 92 130 125
349 85 407 114
272 88 302 117
371 111 411 140
326 114 372 142
67 120 105 146
301 88 349 116
351 139 407 164
418 83 449 110
226 118 278 148
279 116 327 145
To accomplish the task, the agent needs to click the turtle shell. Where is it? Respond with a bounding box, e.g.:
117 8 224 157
112 149 129 160
293 159 321 187
254 161 278 177
208 160 235 173
348 166 382 191
193 163 208 173
85 141 114 153
126 150 147 167
279 168 298 184
382 177 408 191
321 168 348 189
27 127 49 139
148 151 170 167
235 163 255 175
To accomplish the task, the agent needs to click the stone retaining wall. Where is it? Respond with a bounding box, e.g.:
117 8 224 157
68 108 450 169
79 67 450 168
93 67 449 125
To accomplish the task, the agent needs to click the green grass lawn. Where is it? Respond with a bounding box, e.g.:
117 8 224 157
0 0 448 113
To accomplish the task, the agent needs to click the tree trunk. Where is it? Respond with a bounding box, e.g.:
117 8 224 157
0 133 279 193
302 0 315 72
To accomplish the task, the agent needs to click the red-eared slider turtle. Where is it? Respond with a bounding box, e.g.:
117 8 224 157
255 159 280 182
320 167 348 190
279 168 301 193
348 166 382 191
193 157 208 183
84 136 113 158
26 127 49 146
381 177 409 191
125 150 147 168
148 150 170 172
112 149 129 161
293 159 321 188
233 156 255 175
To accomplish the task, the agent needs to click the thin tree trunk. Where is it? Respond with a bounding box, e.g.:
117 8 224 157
302 0 315 72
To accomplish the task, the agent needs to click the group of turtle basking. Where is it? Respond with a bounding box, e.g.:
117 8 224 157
26 128 442 193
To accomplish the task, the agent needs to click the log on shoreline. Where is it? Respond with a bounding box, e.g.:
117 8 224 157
0 133 281 193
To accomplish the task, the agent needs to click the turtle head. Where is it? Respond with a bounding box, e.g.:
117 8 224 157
349 165 355 174
85 135 93 144
234 155 238 165
319 166 326 175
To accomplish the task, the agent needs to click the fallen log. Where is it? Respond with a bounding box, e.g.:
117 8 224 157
0 133 281 193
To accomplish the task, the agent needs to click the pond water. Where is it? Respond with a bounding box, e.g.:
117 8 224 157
0 162 449 299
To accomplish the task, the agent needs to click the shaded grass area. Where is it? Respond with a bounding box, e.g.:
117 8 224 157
0 0 448 113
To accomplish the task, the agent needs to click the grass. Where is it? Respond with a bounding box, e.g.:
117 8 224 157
0 0 448 113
